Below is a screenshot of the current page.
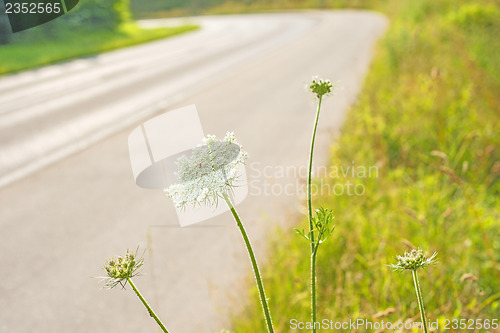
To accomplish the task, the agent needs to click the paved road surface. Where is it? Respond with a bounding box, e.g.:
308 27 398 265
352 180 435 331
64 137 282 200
0 11 387 333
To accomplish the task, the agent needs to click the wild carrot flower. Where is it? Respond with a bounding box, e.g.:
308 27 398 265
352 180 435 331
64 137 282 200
165 132 247 209
102 249 144 289
389 249 438 271
308 76 333 98
100 249 170 333
389 249 438 333
303 76 335 333
164 132 274 333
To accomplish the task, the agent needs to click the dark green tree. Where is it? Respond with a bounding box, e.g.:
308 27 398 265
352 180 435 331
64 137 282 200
0 1 12 44
59 0 131 31
2 0 132 44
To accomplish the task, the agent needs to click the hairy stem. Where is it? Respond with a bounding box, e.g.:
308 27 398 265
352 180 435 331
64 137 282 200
308 95 323 332
127 278 169 333
222 193 275 333
412 270 428 333
311 244 320 331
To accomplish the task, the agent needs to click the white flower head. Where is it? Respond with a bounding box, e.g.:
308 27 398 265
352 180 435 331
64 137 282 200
388 249 438 271
165 132 247 209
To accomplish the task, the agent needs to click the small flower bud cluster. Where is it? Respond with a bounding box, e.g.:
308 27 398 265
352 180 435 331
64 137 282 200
102 249 144 288
308 76 333 98
105 252 135 279
389 249 437 271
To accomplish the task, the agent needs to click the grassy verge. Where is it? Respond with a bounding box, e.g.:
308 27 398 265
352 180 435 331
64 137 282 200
131 0 386 18
0 23 199 75
204 0 384 15
230 0 500 332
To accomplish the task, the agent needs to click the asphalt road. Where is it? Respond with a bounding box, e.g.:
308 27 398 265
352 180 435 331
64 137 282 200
0 11 387 333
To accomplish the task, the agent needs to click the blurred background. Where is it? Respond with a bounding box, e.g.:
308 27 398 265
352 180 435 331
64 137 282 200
0 0 499 332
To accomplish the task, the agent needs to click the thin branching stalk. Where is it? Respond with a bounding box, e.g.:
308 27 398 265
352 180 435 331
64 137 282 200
127 278 170 333
308 95 323 332
222 192 275 333
412 271 428 333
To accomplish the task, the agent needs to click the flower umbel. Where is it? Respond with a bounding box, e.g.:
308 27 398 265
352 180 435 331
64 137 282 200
389 249 438 271
165 132 247 209
99 248 170 332
102 249 144 289
389 248 438 333
308 76 333 98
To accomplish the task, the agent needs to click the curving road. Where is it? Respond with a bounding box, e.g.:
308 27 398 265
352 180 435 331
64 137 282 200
0 11 387 333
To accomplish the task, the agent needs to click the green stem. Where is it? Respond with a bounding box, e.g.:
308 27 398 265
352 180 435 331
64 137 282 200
412 270 428 333
308 95 323 332
311 244 320 331
311 255 317 327
308 96 322 251
127 278 170 333
222 193 275 333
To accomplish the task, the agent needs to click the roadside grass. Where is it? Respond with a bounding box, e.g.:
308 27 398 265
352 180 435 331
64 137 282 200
204 0 385 15
230 0 500 332
0 23 199 75
132 0 387 18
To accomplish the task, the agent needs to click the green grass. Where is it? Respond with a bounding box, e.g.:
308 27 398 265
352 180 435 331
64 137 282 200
0 23 199 75
229 0 500 332
131 0 386 18
204 0 385 15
